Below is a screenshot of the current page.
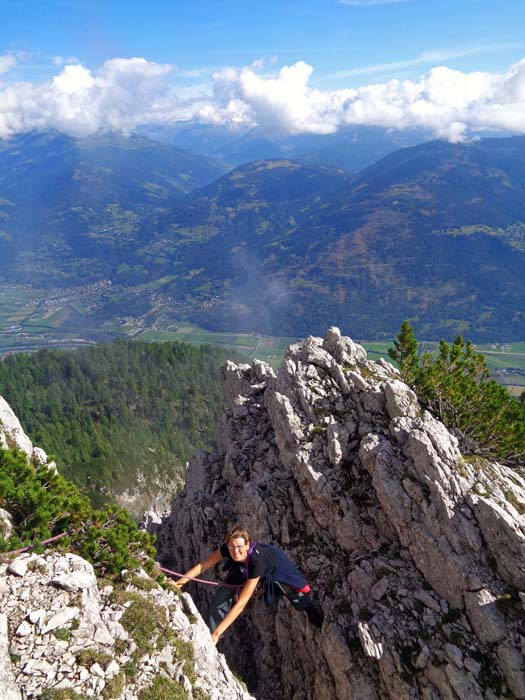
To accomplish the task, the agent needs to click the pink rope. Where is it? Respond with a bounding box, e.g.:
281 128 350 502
159 565 241 590
2 532 241 592
1 532 69 557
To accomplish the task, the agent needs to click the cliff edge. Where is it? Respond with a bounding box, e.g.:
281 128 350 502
0 394 253 700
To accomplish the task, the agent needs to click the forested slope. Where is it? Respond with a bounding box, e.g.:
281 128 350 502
0 340 232 511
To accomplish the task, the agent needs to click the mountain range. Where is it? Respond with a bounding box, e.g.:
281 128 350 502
0 131 227 280
1 129 525 341
147 135 525 340
138 121 430 172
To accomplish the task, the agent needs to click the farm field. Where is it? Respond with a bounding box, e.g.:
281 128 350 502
140 329 525 393
1 289 524 395
0 284 110 353
139 326 299 369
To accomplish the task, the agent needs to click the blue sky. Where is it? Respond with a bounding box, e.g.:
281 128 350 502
0 0 524 140
1 0 523 87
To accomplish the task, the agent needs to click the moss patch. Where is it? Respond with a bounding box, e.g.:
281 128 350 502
138 676 188 700
53 627 72 641
102 670 126 699
130 575 160 592
75 648 112 670
502 489 525 515
120 595 168 656
41 691 91 700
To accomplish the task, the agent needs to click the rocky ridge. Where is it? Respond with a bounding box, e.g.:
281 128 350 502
0 396 253 700
0 397 51 469
156 328 525 700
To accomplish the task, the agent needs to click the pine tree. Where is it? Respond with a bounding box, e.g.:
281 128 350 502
388 320 419 385
389 324 525 466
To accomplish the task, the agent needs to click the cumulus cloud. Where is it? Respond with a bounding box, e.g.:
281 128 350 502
199 58 525 142
1 55 525 142
0 57 202 138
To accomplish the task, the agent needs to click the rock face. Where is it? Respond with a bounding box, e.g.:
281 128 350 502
0 396 253 700
0 551 254 699
112 468 181 521
0 396 50 466
156 328 525 700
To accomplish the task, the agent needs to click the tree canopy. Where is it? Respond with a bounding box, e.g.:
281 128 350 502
389 322 525 466
0 340 233 505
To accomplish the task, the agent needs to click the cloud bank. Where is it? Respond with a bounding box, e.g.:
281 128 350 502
0 58 199 139
1 56 525 142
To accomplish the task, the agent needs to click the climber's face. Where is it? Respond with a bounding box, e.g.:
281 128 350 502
227 536 250 563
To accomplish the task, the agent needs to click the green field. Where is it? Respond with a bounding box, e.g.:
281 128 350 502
1 284 524 394
0 284 111 353
138 326 300 369
138 328 525 392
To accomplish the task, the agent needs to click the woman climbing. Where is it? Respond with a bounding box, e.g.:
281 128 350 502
174 526 324 644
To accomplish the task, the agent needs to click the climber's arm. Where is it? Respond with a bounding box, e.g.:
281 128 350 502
174 548 223 589
211 576 260 644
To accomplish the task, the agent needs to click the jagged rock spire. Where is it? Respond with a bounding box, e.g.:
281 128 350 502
157 328 525 700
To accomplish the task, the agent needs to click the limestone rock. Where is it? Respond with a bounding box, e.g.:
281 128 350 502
464 588 507 644
7 558 28 578
0 395 54 469
497 640 525 699
0 551 254 700
358 622 384 660
384 379 419 419
0 509 14 540
0 614 21 700
156 329 525 700
0 396 33 457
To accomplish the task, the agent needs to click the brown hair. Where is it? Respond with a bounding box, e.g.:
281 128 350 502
225 526 251 546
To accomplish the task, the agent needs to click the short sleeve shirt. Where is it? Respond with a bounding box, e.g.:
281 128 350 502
220 542 276 579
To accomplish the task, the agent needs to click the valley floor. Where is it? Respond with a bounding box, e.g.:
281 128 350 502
0 282 523 392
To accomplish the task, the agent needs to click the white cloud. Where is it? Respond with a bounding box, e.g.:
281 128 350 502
1 55 525 142
0 55 16 75
210 59 525 142
52 55 80 67
0 57 202 138
202 61 353 134
198 58 525 142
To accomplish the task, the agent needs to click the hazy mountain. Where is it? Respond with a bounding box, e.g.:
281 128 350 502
0 131 228 282
148 137 525 340
137 122 429 172
2 133 525 342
